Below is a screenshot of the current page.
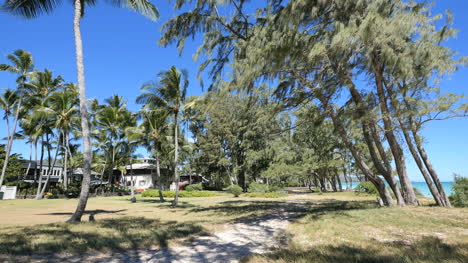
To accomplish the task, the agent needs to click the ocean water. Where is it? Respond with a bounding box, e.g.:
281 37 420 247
342 181 454 197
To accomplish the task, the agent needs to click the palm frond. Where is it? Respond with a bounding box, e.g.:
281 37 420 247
107 0 159 21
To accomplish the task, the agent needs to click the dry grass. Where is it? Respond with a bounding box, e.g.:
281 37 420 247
245 193 468 263
1 192 467 263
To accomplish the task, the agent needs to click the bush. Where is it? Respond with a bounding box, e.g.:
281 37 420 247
229 185 243 197
247 182 270 193
449 174 468 207
185 183 203 191
141 190 219 198
354 181 379 196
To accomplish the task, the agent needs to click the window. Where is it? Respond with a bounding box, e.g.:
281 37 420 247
139 180 146 187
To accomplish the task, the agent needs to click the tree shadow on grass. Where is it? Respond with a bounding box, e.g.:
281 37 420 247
36 209 128 216
0 216 208 258
190 199 377 224
243 236 467 263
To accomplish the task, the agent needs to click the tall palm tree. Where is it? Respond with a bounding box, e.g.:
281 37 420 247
0 89 19 188
2 0 159 222
136 66 188 206
0 50 34 189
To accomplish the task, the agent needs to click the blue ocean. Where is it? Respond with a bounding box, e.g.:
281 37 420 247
342 181 454 197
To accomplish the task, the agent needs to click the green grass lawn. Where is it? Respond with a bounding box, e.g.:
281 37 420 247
1 192 467 262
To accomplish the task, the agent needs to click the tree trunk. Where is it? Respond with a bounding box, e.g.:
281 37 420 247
412 130 451 207
348 84 405 205
63 132 69 190
373 70 417 205
39 141 60 197
67 0 92 223
173 112 180 206
155 154 165 202
35 135 45 199
336 171 343 192
130 162 136 203
33 139 38 186
0 97 21 188
25 142 32 178
398 120 444 205
324 98 394 206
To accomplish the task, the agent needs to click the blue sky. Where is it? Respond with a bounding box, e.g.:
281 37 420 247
0 1 467 181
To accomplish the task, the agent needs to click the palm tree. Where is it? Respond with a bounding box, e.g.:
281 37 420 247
95 95 132 192
2 0 159 222
25 69 64 199
0 89 19 188
136 66 188 206
37 88 80 190
128 109 169 202
0 50 34 189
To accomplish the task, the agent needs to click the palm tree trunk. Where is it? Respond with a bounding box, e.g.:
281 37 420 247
156 153 165 202
39 141 60 197
63 132 68 190
172 112 180 206
25 142 32 178
0 98 21 188
130 162 136 203
33 139 38 186
35 135 45 199
67 0 92 223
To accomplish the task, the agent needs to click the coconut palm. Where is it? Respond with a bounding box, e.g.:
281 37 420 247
36 87 80 189
0 89 19 188
128 109 169 202
0 50 34 188
25 69 64 198
2 0 159 222
95 95 132 192
136 66 188 206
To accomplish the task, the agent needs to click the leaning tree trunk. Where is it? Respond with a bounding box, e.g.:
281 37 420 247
67 0 92 223
399 120 444 206
39 142 60 197
412 129 451 207
173 112 181 206
374 71 417 205
322 95 394 206
0 98 21 188
155 153 165 202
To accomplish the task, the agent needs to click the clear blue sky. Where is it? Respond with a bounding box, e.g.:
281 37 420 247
0 1 466 181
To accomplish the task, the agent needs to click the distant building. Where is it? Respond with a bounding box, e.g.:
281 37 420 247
118 158 208 191
20 160 98 184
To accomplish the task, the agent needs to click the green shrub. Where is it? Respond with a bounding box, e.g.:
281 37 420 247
449 174 468 207
229 185 243 197
354 181 379 196
185 183 203 191
248 182 270 193
142 190 219 198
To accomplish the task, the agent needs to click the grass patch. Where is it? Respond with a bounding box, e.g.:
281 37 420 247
245 198 468 263
243 191 288 198
141 190 222 198
0 217 207 255
1 191 467 262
